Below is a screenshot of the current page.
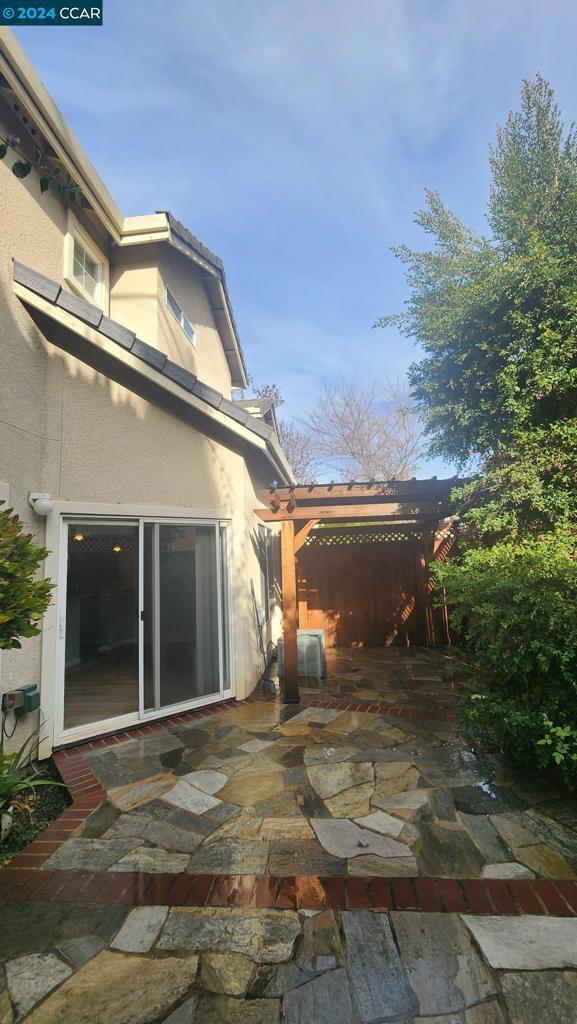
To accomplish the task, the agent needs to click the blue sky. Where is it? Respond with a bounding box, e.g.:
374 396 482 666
14 1 577 476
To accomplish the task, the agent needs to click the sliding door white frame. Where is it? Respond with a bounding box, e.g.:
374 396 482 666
51 512 232 750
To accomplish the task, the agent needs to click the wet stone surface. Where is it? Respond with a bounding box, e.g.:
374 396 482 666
3 901 577 1019
44 649 577 878
2 902 577 1022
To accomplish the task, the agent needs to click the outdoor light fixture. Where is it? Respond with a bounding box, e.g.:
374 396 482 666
112 544 122 553
73 532 84 542
28 492 53 516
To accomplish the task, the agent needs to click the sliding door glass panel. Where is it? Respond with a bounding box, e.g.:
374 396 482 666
64 523 139 729
143 523 221 712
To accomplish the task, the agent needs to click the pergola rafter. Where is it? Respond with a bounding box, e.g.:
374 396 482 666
257 479 463 703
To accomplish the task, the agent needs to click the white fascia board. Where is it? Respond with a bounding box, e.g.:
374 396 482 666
118 214 171 247
0 28 124 240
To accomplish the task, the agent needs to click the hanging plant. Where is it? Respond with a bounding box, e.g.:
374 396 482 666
0 133 80 204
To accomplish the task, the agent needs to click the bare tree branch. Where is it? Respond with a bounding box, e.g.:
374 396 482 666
277 419 320 483
301 376 425 480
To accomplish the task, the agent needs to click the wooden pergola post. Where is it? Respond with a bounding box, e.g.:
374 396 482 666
280 519 299 703
257 480 462 682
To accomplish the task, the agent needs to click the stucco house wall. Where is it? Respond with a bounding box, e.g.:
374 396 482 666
0 53 287 754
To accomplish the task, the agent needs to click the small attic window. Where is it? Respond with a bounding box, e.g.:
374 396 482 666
166 286 195 345
73 237 101 301
63 211 109 311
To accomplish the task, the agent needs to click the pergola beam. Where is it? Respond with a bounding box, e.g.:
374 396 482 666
257 502 443 522
294 519 320 553
261 481 463 504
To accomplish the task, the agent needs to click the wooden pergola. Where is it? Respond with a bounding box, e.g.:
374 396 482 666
256 479 461 702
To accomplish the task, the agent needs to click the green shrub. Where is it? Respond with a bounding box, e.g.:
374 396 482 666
0 503 53 650
432 532 577 788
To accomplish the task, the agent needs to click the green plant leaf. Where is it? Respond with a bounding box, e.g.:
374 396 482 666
32 145 42 165
12 160 32 179
0 143 7 160
39 176 51 194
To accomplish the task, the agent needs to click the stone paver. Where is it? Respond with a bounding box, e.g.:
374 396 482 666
311 818 412 860
282 968 353 1023
111 907 169 952
3 902 577 1023
391 912 497 1015
307 762 374 800
342 910 416 1021
55 934 106 968
22 950 198 1024
157 908 301 963
200 952 255 996
180 770 227 794
500 971 577 1023
354 809 407 838
43 838 140 871
462 916 577 970
161 780 222 815
194 993 280 1023
5 954 72 1019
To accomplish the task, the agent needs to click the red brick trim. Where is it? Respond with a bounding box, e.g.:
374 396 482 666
1 869 576 915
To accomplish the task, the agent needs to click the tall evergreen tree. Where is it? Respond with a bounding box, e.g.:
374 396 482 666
378 75 577 539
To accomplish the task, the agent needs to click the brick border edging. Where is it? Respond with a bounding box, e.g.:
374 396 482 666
0 868 576 916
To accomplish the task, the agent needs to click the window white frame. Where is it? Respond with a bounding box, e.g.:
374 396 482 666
63 210 109 311
40 502 233 754
258 523 277 623
166 284 196 346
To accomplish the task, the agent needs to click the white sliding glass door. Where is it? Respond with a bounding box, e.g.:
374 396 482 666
63 522 140 731
60 516 230 740
141 522 222 714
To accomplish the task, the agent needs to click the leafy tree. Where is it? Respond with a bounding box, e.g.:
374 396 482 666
0 504 53 650
378 74 577 539
380 76 577 785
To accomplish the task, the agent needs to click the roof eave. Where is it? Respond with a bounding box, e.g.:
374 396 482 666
13 270 292 484
0 28 124 240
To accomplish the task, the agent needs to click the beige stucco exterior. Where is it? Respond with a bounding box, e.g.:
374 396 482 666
110 243 233 397
0 31 288 754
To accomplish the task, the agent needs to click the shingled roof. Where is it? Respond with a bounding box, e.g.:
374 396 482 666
159 212 248 389
12 260 293 483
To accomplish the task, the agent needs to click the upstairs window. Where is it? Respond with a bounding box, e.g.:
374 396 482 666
73 237 101 301
166 286 195 345
64 211 108 310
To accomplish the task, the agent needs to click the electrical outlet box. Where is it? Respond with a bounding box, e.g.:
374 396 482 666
1 690 24 713
14 684 40 718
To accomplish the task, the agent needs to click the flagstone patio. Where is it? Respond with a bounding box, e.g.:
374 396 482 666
2 648 577 1022
1 899 577 1022
29 647 577 881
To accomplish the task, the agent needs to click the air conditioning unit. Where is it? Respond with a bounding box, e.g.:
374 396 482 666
277 628 327 680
